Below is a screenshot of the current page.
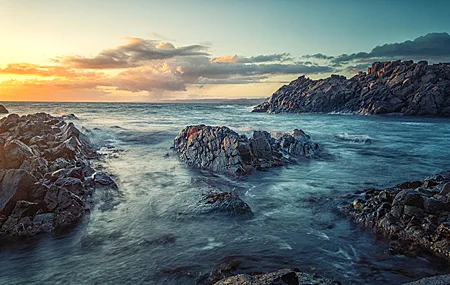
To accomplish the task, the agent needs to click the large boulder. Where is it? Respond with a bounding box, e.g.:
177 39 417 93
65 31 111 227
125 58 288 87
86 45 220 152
253 61 450 117
174 125 320 176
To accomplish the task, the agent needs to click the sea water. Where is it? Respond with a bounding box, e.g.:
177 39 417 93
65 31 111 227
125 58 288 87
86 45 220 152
0 102 449 285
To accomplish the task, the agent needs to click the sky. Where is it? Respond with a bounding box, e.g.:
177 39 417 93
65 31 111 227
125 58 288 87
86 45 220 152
1 0 450 102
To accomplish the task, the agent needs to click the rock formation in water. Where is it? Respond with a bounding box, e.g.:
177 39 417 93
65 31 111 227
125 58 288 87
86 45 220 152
213 268 340 285
0 104 9 114
174 125 320 176
0 113 117 238
253 60 450 116
341 171 450 260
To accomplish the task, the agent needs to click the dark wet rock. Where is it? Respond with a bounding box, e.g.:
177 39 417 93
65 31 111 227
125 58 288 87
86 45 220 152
0 105 8 114
202 190 253 216
213 268 340 285
341 171 450 260
174 125 320 176
91 172 118 189
0 112 115 239
253 61 450 117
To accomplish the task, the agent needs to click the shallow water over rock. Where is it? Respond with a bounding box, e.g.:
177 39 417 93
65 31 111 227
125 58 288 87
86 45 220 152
0 102 450 284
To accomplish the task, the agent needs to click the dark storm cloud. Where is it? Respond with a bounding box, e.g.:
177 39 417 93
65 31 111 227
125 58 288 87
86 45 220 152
311 32 450 67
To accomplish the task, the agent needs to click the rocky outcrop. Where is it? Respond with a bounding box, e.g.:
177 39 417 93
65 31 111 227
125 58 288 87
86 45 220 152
0 113 117 238
174 125 320 176
213 268 340 285
341 172 450 260
0 105 8 114
253 60 450 117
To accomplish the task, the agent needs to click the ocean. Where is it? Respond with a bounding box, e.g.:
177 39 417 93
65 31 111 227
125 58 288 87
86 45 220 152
1 102 449 285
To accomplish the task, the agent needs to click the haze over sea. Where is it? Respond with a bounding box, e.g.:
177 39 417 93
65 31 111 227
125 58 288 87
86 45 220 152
0 102 449 285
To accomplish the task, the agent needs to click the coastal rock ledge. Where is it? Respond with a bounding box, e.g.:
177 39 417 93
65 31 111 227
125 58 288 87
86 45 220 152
174 125 320 176
341 171 450 260
253 60 450 116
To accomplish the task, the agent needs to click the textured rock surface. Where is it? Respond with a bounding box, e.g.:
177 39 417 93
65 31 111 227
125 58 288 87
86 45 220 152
213 269 340 285
253 60 450 117
174 125 320 176
0 104 8 114
403 274 450 285
0 113 116 238
341 171 450 260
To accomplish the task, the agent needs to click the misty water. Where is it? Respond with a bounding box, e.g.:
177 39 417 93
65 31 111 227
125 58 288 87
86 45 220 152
1 102 450 285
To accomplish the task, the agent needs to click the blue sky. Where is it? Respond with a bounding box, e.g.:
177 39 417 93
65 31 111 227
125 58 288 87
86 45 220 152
1 0 449 101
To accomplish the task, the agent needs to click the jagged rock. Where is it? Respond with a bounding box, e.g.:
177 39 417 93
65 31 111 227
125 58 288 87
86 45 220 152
0 113 114 239
341 171 450 260
0 105 8 114
174 125 320 176
253 61 450 117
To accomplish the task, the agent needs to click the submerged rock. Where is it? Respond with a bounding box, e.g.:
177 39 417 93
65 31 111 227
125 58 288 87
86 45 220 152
0 113 116 239
253 61 450 117
0 105 8 114
341 171 450 260
174 125 320 176
213 268 340 285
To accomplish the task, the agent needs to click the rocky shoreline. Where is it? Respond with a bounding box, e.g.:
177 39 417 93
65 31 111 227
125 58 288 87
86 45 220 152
0 112 116 238
341 171 450 261
253 60 450 117
174 125 320 176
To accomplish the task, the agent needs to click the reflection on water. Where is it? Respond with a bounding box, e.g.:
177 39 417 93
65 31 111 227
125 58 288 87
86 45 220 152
0 102 450 284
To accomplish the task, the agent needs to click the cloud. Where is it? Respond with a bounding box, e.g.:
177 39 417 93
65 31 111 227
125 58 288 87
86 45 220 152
310 32 450 68
302 53 335 60
55 38 210 69
0 63 100 78
211 53 292 63
6 31 448 100
370 32 450 58
172 56 332 85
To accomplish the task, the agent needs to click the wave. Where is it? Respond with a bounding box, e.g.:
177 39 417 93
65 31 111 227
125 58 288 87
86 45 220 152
334 132 372 144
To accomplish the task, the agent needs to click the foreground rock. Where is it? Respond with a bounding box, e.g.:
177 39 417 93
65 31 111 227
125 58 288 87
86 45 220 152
403 274 450 285
0 105 8 114
174 125 320 176
214 269 340 285
341 171 450 260
0 113 116 238
253 60 450 117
